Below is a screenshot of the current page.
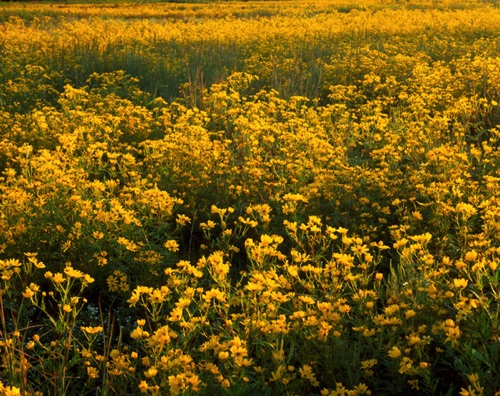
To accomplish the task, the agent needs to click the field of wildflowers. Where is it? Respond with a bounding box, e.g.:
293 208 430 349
0 0 500 394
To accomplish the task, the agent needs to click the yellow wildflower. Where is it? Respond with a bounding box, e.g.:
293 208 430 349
388 346 402 359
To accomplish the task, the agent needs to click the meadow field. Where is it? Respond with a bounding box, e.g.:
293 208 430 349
0 0 500 394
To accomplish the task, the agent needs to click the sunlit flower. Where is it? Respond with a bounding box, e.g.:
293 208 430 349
388 346 402 359
164 239 180 252
454 278 468 289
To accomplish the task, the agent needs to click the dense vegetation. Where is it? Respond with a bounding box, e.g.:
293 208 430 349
0 1 499 395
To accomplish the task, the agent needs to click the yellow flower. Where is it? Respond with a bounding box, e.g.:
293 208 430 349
388 346 402 359
1 385 21 396
22 285 37 299
454 278 468 289
260 234 274 246
169 373 187 395
299 295 315 305
200 220 216 230
464 251 478 262
186 373 201 390
399 357 413 373
176 297 191 309
362 328 376 337
25 253 45 268
468 373 479 383
230 345 248 359
149 289 166 304
360 359 378 369
128 291 140 307
354 383 371 394
52 273 65 284
203 288 226 303
92 231 104 240
412 210 423 220
299 364 320 387
168 307 184 322
270 364 285 382
408 379 420 390
84 274 95 284
176 214 191 226
117 237 140 252
138 380 148 393
87 367 99 379
131 327 144 339
64 266 84 278
164 239 180 252
407 334 421 346
81 326 103 334
144 367 158 378
318 321 333 339
384 304 400 315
